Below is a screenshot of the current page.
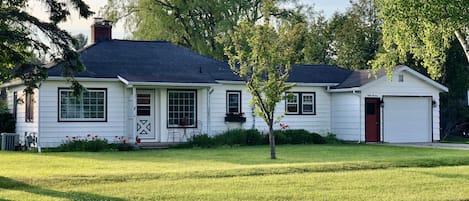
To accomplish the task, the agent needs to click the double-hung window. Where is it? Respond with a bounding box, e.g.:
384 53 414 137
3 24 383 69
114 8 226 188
58 88 107 122
286 92 316 115
168 90 196 128
301 93 315 114
286 93 299 114
226 91 241 114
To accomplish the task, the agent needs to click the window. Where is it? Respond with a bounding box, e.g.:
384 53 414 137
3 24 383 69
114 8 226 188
302 93 315 114
137 94 151 116
398 73 404 82
25 92 33 122
286 92 316 115
226 91 241 114
58 88 107 122
286 93 299 114
168 90 196 128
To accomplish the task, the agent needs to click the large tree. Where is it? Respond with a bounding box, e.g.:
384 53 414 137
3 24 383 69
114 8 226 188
223 0 304 159
0 0 93 93
327 0 381 70
372 0 469 79
102 0 302 60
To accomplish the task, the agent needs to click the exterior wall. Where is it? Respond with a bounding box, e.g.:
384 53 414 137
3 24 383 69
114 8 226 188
5 86 39 144
331 92 361 141
38 80 127 147
209 84 332 135
360 71 442 142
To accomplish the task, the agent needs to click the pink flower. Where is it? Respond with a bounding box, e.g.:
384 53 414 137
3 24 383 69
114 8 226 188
115 135 118 138
65 136 69 138
87 134 91 137
122 139 126 144
72 136 76 139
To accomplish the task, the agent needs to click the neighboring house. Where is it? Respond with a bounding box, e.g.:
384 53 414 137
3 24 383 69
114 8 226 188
1 19 448 148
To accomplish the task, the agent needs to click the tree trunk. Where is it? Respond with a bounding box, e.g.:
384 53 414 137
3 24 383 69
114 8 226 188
454 30 469 64
269 120 276 159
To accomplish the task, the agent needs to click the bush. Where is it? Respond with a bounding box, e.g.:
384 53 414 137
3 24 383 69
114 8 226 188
188 134 215 148
57 138 110 152
310 132 327 144
245 129 263 145
184 129 329 148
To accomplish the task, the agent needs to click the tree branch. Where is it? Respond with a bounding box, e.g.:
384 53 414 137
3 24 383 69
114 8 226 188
454 29 469 64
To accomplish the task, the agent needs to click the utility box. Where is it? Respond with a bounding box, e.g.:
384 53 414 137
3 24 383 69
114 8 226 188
1 133 19 151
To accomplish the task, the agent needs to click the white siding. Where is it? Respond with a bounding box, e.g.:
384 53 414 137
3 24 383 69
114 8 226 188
38 81 127 147
5 86 39 143
209 84 332 135
331 92 361 141
360 71 442 142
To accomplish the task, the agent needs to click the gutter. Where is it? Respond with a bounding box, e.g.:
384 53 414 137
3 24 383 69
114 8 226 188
118 76 218 88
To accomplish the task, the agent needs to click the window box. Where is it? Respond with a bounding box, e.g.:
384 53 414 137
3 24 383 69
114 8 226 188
224 113 246 123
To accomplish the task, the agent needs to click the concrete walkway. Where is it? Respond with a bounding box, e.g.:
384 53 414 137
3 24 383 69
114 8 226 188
384 142 469 150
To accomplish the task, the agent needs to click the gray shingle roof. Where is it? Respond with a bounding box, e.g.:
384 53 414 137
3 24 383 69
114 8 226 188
46 40 354 85
333 69 386 89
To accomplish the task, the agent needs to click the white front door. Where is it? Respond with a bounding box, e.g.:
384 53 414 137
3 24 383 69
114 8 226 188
136 90 156 139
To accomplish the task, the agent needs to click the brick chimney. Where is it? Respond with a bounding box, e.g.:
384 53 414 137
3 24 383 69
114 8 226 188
91 17 112 43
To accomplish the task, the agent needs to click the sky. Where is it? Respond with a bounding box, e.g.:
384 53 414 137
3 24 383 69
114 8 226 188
29 0 350 42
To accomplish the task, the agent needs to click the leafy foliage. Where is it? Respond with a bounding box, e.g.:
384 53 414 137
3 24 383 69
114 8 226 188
372 0 469 79
222 0 305 159
186 129 330 148
0 0 93 93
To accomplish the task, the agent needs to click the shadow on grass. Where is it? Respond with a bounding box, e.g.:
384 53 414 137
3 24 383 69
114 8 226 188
0 176 125 201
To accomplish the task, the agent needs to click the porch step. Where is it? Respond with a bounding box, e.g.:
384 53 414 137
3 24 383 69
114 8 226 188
137 142 183 150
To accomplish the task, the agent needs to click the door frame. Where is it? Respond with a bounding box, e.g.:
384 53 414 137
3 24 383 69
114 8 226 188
136 89 156 141
365 97 381 142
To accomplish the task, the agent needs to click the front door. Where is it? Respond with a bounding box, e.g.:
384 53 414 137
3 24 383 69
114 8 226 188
365 98 380 142
136 90 156 140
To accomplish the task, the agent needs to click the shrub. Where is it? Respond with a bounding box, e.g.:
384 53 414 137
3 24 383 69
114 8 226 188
273 130 289 144
213 129 247 146
311 132 327 144
57 137 110 152
56 135 132 152
324 133 343 144
245 129 263 145
188 134 215 148
284 129 312 144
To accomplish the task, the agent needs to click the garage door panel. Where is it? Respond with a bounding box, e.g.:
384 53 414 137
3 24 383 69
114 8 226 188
383 97 431 143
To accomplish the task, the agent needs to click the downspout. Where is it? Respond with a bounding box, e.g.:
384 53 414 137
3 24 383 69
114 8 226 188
132 87 137 143
207 87 214 135
37 84 42 153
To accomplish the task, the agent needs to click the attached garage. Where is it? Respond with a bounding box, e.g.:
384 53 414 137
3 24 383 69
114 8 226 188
331 65 448 143
382 97 432 143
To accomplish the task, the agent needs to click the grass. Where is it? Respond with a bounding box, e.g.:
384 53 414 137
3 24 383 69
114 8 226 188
2 144 469 200
440 135 469 144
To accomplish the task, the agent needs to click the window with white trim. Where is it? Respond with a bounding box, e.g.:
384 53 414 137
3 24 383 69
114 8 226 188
226 91 241 114
58 88 107 122
286 92 316 115
286 93 299 114
168 90 196 128
302 93 315 114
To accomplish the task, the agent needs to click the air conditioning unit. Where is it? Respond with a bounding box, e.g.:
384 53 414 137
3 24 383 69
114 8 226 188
1 133 19 151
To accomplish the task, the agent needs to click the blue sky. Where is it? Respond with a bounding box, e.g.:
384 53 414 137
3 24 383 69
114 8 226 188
40 0 350 40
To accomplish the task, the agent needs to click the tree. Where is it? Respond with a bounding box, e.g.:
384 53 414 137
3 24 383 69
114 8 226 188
72 33 88 50
372 0 469 79
102 0 301 60
327 0 381 70
0 0 93 93
223 0 304 159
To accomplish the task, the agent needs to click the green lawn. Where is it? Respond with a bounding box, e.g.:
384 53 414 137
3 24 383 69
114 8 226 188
2 144 469 200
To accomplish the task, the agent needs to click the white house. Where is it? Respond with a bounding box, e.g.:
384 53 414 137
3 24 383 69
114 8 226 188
1 19 448 148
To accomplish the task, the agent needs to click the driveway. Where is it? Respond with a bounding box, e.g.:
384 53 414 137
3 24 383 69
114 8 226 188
384 142 469 150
